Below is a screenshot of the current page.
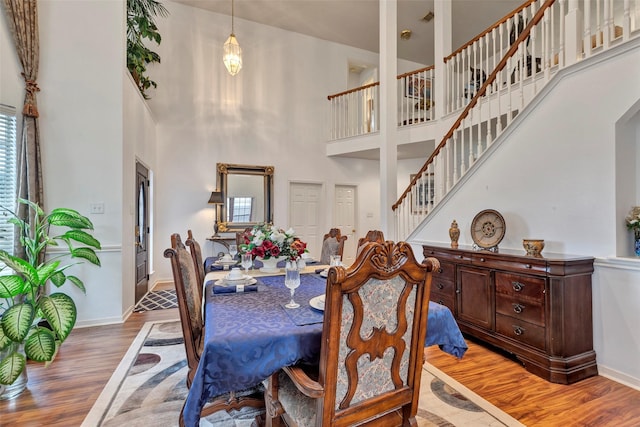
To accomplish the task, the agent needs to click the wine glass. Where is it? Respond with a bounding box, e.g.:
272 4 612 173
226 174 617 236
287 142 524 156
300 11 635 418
241 253 253 273
228 244 238 260
284 265 301 309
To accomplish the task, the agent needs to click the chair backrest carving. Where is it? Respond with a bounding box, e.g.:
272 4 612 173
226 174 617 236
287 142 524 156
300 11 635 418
185 230 205 299
356 230 385 258
164 233 203 388
320 228 347 264
318 240 438 425
357 229 385 248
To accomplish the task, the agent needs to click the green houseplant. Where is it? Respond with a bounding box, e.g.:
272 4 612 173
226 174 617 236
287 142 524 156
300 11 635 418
127 0 169 99
0 199 101 393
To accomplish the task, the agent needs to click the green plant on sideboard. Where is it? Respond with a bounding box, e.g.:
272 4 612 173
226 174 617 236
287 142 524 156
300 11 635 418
127 0 169 99
0 199 101 388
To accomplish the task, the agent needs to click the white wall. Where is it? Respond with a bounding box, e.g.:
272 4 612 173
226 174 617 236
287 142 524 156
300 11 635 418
148 2 386 278
412 43 640 387
0 1 129 326
0 6 21 109
123 71 158 316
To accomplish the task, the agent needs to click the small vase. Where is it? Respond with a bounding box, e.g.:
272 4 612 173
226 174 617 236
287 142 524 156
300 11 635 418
257 256 286 273
0 344 28 400
635 230 640 257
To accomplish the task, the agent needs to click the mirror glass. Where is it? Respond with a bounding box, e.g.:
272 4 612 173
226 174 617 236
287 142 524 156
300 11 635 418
217 163 274 232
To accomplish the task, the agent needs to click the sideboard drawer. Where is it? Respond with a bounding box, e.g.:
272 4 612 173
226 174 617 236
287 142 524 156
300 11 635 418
433 261 455 280
496 314 546 351
430 291 456 314
495 272 545 302
472 254 547 275
424 247 472 264
432 277 455 296
496 295 545 326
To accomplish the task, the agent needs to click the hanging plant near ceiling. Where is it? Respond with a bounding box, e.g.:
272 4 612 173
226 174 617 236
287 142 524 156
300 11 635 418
127 0 169 99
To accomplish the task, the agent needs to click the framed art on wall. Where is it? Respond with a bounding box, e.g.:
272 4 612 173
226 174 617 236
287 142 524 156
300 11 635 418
405 76 431 99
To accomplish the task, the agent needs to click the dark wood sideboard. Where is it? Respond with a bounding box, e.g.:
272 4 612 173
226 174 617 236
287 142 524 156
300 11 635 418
423 243 598 384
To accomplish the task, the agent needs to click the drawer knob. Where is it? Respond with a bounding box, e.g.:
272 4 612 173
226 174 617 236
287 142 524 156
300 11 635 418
513 326 525 336
437 283 444 290
512 303 525 314
480 257 485 262
457 255 463 259
525 264 532 269
512 281 525 292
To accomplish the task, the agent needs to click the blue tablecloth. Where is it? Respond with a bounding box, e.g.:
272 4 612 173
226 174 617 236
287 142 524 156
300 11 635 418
183 273 467 427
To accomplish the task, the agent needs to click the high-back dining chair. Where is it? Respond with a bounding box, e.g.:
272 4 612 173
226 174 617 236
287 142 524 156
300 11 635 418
319 228 347 264
164 233 264 426
236 226 253 247
185 230 205 299
357 229 385 248
264 240 438 427
356 230 385 257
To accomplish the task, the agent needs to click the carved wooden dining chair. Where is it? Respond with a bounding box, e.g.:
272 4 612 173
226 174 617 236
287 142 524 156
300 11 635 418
264 240 438 427
165 233 264 426
236 226 253 247
357 229 385 248
185 230 205 300
356 230 385 257
319 228 347 264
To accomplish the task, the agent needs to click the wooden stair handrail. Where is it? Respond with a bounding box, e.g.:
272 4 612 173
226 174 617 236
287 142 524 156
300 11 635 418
327 82 380 100
444 0 536 63
327 66 435 100
397 65 434 79
393 0 556 211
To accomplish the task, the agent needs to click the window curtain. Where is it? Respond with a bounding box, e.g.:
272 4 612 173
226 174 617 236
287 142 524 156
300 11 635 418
2 0 44 259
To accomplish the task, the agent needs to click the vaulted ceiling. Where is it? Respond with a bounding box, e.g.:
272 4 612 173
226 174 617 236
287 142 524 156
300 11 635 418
173 0 523 65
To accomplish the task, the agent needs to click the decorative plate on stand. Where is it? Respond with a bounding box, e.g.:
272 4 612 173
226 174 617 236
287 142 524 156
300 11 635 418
470 209 506 251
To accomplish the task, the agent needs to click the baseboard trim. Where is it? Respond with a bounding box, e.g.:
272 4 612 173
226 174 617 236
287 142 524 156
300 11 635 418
75 316 126 328
151 280 173 291
598 364 640 391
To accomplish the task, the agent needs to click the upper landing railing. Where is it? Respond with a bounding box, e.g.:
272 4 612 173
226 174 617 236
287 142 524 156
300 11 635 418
392 0 640 239
327 67 435 141
328 0 639 142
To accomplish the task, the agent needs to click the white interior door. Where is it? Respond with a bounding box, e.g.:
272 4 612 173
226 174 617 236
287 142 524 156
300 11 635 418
289 182 322 259
334 185 357 265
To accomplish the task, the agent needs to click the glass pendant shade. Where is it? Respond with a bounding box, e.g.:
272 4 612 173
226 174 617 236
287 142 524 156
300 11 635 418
223 33 242 76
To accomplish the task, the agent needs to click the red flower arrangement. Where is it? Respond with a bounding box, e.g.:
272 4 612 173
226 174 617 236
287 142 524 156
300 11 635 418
239 223 307 260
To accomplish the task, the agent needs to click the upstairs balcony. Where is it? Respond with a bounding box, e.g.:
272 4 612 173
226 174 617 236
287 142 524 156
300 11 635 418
324 0 640 238
326 0 639 162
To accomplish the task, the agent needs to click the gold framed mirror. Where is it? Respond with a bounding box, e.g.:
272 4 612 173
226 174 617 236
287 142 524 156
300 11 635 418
216 163 274 232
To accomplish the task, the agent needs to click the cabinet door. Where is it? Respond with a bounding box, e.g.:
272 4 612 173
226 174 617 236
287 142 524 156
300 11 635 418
457 266 494 330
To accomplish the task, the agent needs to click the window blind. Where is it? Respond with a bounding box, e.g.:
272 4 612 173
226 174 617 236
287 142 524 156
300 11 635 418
0 104 17 256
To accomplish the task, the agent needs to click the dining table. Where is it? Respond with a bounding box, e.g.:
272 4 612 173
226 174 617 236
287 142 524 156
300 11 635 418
183 266 467 427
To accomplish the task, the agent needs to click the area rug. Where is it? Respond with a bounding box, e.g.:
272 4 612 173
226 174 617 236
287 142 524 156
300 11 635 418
133 289 178 312
82 320 524 427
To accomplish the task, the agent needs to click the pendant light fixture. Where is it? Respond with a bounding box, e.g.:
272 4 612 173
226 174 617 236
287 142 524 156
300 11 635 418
223 0 242 76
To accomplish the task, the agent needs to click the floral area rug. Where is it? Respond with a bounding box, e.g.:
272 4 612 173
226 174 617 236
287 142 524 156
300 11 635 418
82 320 523 427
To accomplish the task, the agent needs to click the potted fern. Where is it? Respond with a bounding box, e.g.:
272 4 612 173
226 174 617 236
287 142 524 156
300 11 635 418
0 199 101 399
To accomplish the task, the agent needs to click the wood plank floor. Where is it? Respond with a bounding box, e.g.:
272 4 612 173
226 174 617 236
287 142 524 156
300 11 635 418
425 338 640 427
2 305 639 426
